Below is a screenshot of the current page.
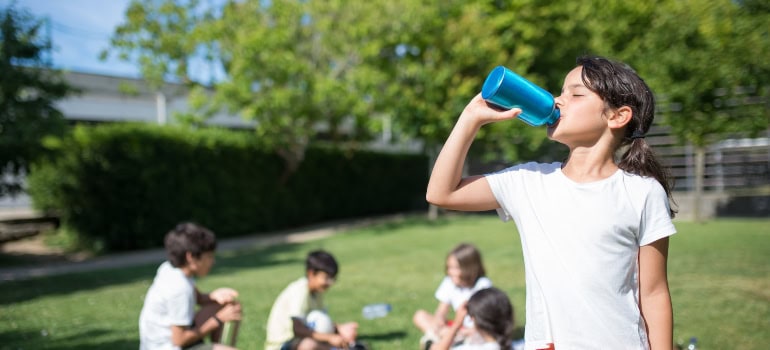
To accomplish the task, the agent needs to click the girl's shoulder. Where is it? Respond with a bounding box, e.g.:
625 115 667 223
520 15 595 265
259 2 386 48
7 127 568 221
486 162 561 177
472 276 493 289
618 170 668 196
436 275 454 288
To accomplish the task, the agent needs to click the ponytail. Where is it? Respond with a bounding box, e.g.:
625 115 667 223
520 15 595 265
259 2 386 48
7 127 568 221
577 55 677 217
618 138 678 218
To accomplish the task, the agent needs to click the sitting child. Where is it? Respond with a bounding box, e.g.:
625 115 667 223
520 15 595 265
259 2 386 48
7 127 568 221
429 287 515 350
139 222 242 350
413 243 493 348
265 250 361 350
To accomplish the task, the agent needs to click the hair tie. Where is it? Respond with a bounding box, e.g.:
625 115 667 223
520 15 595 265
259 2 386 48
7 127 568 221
629 131 646 140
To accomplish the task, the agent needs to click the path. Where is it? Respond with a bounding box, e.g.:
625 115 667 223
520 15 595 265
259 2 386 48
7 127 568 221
0 213 408 283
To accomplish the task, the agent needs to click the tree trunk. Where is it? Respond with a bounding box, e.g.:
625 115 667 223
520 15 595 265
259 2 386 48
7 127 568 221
693 145 706 222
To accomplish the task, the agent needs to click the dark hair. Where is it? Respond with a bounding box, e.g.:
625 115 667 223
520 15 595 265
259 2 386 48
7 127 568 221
306 250 339 277
447 243 486 287
164 222 217 267
577 55 677 217
467 287 514 349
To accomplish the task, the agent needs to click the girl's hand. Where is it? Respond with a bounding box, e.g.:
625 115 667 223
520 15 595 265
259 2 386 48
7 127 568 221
459 93 522 127
336 322 359 343
216 302 242 322
326 334 349 348
209 287 239 304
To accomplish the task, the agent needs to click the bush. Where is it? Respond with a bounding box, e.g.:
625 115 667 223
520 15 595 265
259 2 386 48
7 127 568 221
28 123 427 251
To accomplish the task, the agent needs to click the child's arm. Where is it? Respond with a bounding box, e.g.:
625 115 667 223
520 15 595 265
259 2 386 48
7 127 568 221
426 94 521 211
431 303 468 350
434 302 451 325
170 302 242 347
170 318 220 347
639 237 673 350
290 318 349 348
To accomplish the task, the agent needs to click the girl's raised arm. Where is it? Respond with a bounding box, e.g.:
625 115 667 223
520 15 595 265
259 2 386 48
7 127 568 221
426 94 521 211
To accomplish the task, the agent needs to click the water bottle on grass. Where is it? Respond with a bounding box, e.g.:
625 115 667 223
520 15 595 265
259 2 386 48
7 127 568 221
362 303 391 319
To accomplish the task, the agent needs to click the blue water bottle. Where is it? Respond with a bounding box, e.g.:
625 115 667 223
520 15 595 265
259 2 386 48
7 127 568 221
481 66 560 127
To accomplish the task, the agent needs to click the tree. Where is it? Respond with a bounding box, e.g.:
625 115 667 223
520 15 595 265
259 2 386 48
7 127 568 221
105 0 208 88
626 0 770 221
107 0 391 178
104 0 217 126
0 5 73 196
212 0 389 178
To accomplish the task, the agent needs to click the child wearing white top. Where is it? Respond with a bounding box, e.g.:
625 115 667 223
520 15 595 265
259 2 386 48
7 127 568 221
139 222 242 350
414 243 493 349
430 287 515 350
426 56 677 349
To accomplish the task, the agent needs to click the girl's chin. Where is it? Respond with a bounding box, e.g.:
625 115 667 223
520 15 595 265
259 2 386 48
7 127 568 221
546 118 561 138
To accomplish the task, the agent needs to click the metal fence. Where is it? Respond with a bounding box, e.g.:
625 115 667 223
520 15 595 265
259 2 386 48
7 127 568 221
647 124 770 194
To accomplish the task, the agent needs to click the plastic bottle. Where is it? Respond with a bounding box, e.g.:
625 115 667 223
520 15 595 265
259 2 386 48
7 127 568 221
686 337 697 350
481 66 560 127
361 303 391 319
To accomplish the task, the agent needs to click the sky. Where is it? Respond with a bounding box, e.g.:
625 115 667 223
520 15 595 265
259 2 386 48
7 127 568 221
5 0 141 78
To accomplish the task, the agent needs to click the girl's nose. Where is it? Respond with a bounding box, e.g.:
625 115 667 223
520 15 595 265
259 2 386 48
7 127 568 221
554 95 564 109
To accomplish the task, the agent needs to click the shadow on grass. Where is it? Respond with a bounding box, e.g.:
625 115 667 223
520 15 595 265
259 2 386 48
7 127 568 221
0 327 137 350
0 241 305 306
360 212 497 235
357 330 408 343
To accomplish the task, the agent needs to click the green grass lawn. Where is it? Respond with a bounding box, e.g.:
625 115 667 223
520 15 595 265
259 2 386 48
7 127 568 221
1 215 768 349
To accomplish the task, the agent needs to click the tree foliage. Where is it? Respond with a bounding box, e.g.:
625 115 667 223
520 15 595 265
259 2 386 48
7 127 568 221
0 5 73 196
212 0 388 175
104 0 210 88
628 0 770 147
106 0 769 173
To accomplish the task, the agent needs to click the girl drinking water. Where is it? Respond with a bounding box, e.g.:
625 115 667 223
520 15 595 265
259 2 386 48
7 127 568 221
426 56 677 349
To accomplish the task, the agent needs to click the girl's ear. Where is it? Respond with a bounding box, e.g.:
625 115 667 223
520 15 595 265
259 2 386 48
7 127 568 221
608 106 633 130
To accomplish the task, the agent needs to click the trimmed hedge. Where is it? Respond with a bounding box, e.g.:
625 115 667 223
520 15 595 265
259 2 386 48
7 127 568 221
28 123 428 251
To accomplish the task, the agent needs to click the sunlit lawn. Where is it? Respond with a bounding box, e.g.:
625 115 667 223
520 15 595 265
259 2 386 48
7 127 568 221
0 215 768 349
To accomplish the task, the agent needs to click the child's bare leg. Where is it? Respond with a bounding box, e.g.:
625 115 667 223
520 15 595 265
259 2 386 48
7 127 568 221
413 309 444 334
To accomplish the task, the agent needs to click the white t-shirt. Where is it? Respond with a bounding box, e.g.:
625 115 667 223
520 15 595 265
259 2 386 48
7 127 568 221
453 341 501 350
265 277 324 350
139 261 196 350
486 162 676 350
435 275 493 327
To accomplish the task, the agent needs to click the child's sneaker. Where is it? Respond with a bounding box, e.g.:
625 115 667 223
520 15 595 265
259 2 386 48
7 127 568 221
420 332 438 350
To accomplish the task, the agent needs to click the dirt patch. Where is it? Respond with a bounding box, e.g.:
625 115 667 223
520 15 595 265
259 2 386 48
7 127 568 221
0 234 89 266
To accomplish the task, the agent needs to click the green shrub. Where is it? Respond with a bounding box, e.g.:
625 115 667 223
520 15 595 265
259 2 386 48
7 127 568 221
28 123 427 252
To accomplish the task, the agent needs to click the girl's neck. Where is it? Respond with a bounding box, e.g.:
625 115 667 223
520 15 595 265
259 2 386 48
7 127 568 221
561 147 618 183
